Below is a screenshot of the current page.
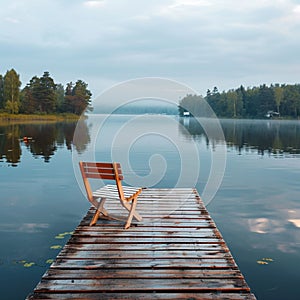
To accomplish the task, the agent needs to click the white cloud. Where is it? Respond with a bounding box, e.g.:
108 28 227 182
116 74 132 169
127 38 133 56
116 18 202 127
1 0 300 95
293 4 300 13
84 0 105 8
170 0 212 8
4 17 20 24
158 0 212 19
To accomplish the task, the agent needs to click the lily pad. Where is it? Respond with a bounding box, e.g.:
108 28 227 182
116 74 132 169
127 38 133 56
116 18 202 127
15 260 36 267
50 245 62 250
55 235 65 239
262 258 274 262
23 262 35 268
257 260 268 265
46 259 54 264
257 257 274 265
55 231 74 239
19 260 27 264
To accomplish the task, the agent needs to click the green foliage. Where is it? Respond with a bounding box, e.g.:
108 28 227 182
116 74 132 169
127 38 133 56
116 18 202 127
204 84 300 119
2 67 299 119
20 72 57 114
63 80 92 115
0 68 93 116
20 78 38 114
55 83 65 113
3 69 21 114
38 71 57 113
5 100 19 114
273 85 283 114
180 84 300 119
281 84 300 117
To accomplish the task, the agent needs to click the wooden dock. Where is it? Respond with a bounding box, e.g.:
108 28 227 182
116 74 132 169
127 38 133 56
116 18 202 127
27 188 256 299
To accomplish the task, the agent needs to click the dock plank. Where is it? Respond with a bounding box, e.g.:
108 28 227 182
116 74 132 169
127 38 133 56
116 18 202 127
26 188 256 299
43 269 245 279
27 293 256 300
34 278 250 292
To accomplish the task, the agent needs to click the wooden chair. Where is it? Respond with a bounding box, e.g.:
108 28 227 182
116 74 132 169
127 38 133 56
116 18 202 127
79 161 143 229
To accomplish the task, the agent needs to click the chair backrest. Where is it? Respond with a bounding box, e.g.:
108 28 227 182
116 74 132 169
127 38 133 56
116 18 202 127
80 162 123 180
79 161 125 201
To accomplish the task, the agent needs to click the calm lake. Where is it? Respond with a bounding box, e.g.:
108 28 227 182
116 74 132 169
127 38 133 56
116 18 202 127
0 115 300 300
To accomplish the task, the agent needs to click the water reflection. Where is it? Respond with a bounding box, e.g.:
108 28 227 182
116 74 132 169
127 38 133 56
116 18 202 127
0 121 90 166
2 118 299 167
180 118 300 157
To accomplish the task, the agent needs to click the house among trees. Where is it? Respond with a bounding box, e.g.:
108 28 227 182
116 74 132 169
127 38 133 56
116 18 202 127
265 111 280 118
179 84 300 119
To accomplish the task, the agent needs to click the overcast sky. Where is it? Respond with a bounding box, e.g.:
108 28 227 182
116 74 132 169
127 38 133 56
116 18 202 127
1 0 300 98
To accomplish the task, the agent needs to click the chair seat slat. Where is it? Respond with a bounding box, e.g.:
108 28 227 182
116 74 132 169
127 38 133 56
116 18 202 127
93 185 141 199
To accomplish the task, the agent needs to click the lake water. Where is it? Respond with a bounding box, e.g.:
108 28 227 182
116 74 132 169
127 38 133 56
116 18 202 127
0 116 300 300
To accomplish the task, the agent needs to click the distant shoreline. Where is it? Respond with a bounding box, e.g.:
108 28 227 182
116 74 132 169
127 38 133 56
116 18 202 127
0 113 80 124
0 113 298 125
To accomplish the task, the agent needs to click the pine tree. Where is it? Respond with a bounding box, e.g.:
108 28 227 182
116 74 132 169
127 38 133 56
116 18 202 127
37 71 57 113
63 80 92 115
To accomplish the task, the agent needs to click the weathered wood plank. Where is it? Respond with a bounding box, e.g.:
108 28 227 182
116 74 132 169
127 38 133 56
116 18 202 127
70 230 218 238
27 292 257 300
81 215 213 223
75 225 216 232
34 278 250 292
79 220 215 227
51 258 237 269
57 249 230 259
88 207 210 214
68 237 224 244
26 188 256 300
63 243 228 251
43 268 245 279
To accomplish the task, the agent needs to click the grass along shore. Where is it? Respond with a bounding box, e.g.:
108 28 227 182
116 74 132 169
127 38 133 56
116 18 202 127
0 113 80 124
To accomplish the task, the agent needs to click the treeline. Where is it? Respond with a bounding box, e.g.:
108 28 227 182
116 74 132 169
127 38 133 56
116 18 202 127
0 69 92 115
179 84 300 118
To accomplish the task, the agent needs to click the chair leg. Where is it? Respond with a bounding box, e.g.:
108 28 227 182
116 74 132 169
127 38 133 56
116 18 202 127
90 198 107 226
121 200 142 222
99 198 108 217
124 197 139 230
90 209 101 226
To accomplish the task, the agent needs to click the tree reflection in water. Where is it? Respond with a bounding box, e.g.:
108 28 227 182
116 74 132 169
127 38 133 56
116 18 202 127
179 118 300 157
0 121 90 166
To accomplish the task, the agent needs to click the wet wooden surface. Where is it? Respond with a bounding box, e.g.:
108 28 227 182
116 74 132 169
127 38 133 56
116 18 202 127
27 188 256 299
